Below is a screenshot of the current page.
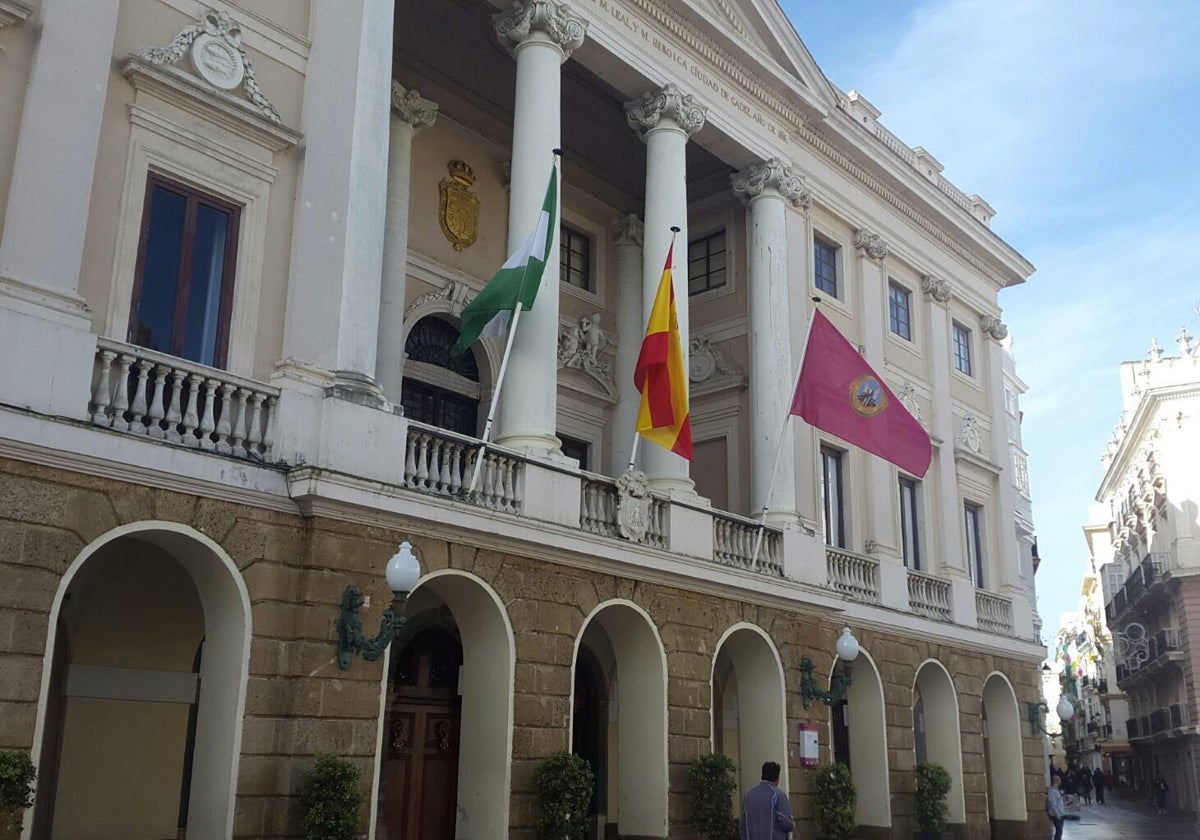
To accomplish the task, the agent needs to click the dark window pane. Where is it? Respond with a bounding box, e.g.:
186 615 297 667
133 187 188 354
182 204 231 367
687 230 727 296
404 318 479 381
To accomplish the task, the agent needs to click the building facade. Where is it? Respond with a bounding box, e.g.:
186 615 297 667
0 1 1046 838
1092 324 1200 813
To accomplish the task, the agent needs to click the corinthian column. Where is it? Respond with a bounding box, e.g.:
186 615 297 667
731 159 811 523
625 84 706 495
492 1 587 456
610 213 644 475
376 82 438 404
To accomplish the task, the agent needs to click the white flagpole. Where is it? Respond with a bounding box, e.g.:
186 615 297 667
751 297 821 567
467 301 524 495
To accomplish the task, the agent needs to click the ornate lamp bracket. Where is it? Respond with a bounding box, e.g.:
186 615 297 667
337 584 409 670
799 655 854 709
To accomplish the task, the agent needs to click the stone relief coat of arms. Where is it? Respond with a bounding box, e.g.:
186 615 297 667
438 160 479 251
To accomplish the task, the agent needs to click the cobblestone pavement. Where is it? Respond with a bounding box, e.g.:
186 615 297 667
1062 799 1198 840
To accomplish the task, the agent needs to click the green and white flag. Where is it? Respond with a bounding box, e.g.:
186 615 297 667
451 166 558 356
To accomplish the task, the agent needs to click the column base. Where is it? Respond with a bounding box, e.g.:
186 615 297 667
327 369 390 411
493 432 564 461
647 473 700 500
764 509 803 527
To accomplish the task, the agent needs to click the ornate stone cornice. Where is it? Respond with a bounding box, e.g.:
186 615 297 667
133 8 281 124
612 214 644 248
0 0 33 28
625 84 707 138
920 274 953 303
853 229 889 261
493 1 588 60
730 158 812 207
980 315 1008 341
391 82 438 131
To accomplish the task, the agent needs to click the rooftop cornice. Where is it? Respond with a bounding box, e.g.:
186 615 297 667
1097 381 1200 500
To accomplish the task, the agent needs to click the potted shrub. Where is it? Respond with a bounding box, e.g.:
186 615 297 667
0 751 36 840
298 752 361 840
533 751 594 840
913 761 952 840
687 753 738 840
814 763 857 840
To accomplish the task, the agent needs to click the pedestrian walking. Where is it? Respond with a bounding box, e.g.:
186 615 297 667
1046 775 1065 840
1152 775 1169 814
1078 771 1092 805
1092 768 1106 805
739 761 794 840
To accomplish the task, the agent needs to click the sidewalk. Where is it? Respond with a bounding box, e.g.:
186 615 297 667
1067 800 1197 840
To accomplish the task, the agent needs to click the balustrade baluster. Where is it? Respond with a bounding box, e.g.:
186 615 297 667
181 374 203 446
261 396 277 458
215 382 235 454
415 435 430 489
146 366 168 439
404 433 418 486
110 354 135 432
229 388 249 457
438 442 454 493
90 349 117 426
127 361 151 434
448 445 462 494
245 393 265 456
197 379 219 451
164 368 185 443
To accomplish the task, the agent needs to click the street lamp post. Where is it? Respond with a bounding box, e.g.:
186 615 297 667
336 540 423 669
800 627 861 708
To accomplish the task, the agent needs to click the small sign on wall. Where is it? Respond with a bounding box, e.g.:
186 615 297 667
798 723 819 767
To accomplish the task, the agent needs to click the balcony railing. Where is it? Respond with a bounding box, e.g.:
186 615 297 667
1126 717 1140 738
825 547 880 604
403 422 523 515
712 511 782 576
1169 703 1191 730
907 569 952 622
976 590 1014 635
89 338 277 459
1150 708 1171 734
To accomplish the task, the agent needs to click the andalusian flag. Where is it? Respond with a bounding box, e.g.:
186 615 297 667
451 167 558 356
634 240 692 459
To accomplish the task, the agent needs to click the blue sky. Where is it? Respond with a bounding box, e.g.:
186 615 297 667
779 0 1200 643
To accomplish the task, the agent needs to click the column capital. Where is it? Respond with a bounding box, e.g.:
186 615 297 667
391 81 438 131
612 213 644 247
625 84 707 139
980 315 1009 341
0 0 34 28
920 274 954 303
493 1 588 60
853 228 889 261
731 158 812 207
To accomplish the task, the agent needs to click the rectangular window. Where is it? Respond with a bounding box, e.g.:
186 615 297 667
559 433 590 472
687 230 727 296
965 502 985 587
559 224 591 290
899 478 921 570
821 446 846 548
888 281 912 340
953 321 973 376
129 174 240 368
814 236 839 297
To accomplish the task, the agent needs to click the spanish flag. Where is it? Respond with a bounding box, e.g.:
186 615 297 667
634 241 692 460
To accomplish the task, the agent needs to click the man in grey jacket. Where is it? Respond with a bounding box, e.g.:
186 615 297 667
740 761 795 840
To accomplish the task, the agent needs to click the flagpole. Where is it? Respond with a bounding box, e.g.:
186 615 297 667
467 301 523 495
751 297 822 568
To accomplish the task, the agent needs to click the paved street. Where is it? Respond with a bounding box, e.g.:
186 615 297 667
1064 800 1197 840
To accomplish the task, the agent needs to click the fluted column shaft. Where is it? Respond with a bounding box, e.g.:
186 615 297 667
611 214 645 475
492 2 586 455
626 84 706 495
377 83 438 403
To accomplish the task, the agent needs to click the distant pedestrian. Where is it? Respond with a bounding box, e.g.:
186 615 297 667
739 761 794 840
1152 775 1169 814
1092 768 1106 805
1078 771 1092 805
1046 775 1065 840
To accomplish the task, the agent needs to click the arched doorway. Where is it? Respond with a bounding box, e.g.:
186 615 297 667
913 661 966 826
377 569 514 840
571 601 668 840
400 316 482 436
572 647 608 836
828 650 891 831
982 673 1026 833
712 624 789 800
29 523 250 840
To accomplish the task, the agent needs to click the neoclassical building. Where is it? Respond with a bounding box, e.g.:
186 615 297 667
0 1 1046 838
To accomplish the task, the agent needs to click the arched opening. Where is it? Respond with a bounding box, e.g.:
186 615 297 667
913 661 966 825
377 569 514 840
400 316 482 436
712 624 789 800
29 524 250 840
828 651 891 829
982 673 1026 830
572 647 609 831
572 601 668 840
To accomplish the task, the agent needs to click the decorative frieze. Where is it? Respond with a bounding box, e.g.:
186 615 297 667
404 280 474 323
688 334 745 388
558 314 613 382
920 274 953 303
493 1 588 59
730 158 812 208
980 316 1009 341
853 229 889 261
957 414 984 455
625 84 707 138
391 82 438 130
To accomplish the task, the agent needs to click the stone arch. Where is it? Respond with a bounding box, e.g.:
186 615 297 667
711 623 789 797
571 599 668 839
27 522 251 840
401 280 502 388
376 568 515 840
982 671 1026 824
913 659 966 824
826 648 891 828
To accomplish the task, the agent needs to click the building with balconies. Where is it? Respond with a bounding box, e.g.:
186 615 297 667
1090 325 1200 813
0 2 1047 839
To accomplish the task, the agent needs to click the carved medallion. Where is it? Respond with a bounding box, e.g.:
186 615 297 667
616 468 652 544
438 161 479 251
191 31 244 89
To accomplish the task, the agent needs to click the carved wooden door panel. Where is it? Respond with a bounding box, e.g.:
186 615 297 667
383 702 460 839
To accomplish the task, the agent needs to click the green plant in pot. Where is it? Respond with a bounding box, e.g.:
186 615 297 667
913 761 952 840
0 751 36 840
298 752 361 840
687 753 738 840
814 763 857 840
533 751 594 840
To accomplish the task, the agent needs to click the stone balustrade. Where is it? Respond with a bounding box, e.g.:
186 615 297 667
907 568 953 622
578 473 668 550
825 547 881 604
975 590 1014 635
403 422 523 515
712 512 782 576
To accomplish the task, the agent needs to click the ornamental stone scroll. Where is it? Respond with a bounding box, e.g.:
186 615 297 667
920 274 953 303
980 315 1009 341
853 229 889 261
625 84 708 138
493 0 588 60
391 82 438 131
730 158 813 208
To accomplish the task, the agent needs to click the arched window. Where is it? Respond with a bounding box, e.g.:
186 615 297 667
400 317 481 436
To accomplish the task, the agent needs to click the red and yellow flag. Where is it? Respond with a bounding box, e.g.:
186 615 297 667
634 242 692 459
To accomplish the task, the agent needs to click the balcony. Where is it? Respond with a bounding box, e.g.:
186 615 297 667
825 547 880 604
1126 717 1140 738
1117 627 1184 689
976 590 1014 635
1105 551 1174 622
907 568 953 622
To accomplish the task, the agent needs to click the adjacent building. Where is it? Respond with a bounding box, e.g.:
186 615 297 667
0 1 1047 838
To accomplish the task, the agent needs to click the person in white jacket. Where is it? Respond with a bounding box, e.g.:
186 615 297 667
1046 775 1065 840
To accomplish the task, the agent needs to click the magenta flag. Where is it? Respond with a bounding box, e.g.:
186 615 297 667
790 309 932 477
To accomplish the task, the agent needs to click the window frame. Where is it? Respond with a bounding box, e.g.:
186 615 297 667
821 446 847 548
888 280 913 341
559 222 592 292
899 477 921 570
964 501 985 588
814 234 840 298
952 321 974 377
686 228 729 297
128 171 241 370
